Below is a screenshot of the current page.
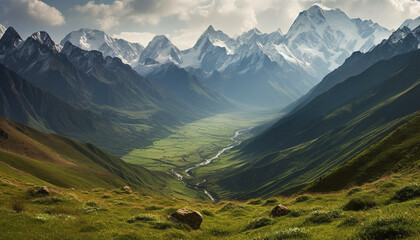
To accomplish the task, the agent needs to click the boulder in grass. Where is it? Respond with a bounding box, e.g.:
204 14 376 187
270 204 290 217
171 208 203 229
36 186 50 195
121 186 132 194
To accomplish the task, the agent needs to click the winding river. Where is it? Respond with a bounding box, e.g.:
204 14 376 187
171 128 249 202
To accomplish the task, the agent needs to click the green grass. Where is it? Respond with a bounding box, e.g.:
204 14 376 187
0 172 418 239
122 112 275 171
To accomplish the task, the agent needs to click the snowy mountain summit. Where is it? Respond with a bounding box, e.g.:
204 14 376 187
61 28 144 66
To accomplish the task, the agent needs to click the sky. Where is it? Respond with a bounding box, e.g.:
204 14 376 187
0 0 419 50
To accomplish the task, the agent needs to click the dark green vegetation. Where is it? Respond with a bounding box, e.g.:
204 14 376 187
307 115 420 192
208 49 420 198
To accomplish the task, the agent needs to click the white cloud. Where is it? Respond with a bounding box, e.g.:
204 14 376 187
73 0 420 49
74 1 129 30
0 0 65 26
112 32 156 46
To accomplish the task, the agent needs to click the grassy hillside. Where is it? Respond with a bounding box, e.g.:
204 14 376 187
0 169 418 239
0 116 171 192
207 50 420 198
306 114 420 192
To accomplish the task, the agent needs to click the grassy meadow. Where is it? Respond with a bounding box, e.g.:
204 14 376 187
0 171 418 239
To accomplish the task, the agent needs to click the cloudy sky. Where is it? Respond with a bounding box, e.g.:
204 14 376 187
0 0 419 49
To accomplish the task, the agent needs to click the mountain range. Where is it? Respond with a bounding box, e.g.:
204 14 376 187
62 5 392 108
0 27 233 156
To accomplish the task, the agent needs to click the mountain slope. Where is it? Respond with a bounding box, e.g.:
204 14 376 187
140 62 234 113
61 28 144 66
213 49 420 198
306 114 420 192
0 115 167 190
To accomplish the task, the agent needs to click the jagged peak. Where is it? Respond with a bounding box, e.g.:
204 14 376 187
206 25 215 33
30 31 56 48
0 27 23 49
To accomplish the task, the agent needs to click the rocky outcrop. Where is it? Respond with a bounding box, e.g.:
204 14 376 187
170 208 203 229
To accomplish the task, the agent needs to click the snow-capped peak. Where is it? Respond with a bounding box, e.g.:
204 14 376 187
139 35 182 65
283 5 391 77
400 16 420 30
194 25 236 54
61 28 144 66
237 28 263 45
31 31 61 52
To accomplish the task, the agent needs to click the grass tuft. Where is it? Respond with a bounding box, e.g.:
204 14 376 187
295 195 310 203
127 215 156 223
304 210 342 224
210 227 230 236
392 184 420 202
352 216 415 240
246 217 273 230
347 187 362 196
256 227 309 240
343 197 377 211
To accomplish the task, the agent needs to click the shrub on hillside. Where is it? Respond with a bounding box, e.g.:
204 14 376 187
201 209 215 216
343 197 377 211
246 217 273 230
338 216 361 227
144 205 163 210
392 184 420 202
295 195 310 203
248 199 263 205
127 215 156 223
352 216 415 240
304 210 342 224
263 199 278 206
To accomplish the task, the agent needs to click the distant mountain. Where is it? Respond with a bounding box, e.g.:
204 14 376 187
288 25 420 114
0 115 168 191
213 49 420 198
180 25 236 71
140 62 234 113
283 5 391 78
65 6 390 108
139 35 182 65
400 16 420 30
61 28 144 66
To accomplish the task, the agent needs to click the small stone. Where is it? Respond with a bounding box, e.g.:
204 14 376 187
270 204 290 217
121 186 132 193
171 208 203 229
36 186 50 195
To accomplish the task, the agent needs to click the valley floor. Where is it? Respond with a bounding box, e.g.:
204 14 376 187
0 171 418 239
122 111 279 201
